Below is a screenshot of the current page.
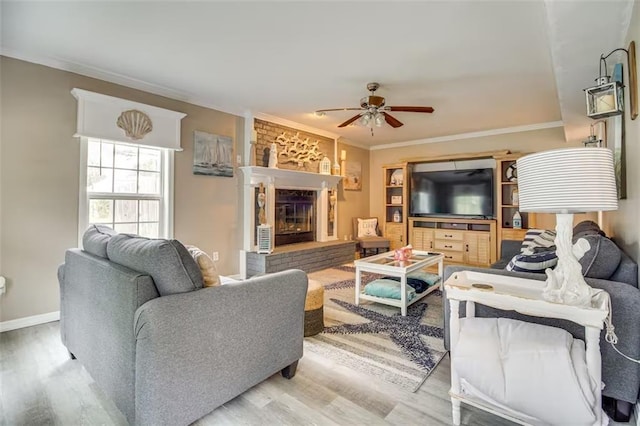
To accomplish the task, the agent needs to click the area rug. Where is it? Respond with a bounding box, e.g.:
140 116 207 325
305 265 446 392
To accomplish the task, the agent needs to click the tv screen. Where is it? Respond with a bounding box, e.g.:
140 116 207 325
410 168 494 218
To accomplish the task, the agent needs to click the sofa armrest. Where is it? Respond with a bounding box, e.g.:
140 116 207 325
133 269 308 426
500 240 522 261
442 265 640 404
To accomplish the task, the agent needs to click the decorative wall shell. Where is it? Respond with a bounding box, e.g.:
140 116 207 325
116 109 153 140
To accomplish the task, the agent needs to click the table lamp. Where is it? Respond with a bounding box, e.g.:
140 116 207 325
516 148 618 306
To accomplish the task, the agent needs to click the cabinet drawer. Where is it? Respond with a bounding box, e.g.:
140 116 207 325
441 251 464 263
435 230 464 241
435 240 463 252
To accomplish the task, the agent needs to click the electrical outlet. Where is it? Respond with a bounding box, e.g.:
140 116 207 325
212 252 219 261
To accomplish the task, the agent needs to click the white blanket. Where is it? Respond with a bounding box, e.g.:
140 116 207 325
453 317 599 425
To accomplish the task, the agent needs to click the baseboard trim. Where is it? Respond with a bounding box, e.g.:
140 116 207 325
0 311 60 333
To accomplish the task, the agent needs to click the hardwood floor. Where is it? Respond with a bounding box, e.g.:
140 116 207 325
1 320 514 426
1 319 632 425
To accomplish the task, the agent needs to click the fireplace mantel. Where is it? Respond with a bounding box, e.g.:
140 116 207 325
239 166 341 189
239 167 342 272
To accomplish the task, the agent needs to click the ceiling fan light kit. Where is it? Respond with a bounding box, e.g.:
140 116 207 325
315 82 435 133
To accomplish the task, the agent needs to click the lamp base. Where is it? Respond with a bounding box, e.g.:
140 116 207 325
542 213 593 307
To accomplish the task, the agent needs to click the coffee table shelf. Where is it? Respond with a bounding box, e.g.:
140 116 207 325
354 250 444 316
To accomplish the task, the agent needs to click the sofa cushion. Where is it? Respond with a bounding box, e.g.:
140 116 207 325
82 224 117 258
576 235 621 280
506 251 558 273
107 234 204 296
186 246 220 287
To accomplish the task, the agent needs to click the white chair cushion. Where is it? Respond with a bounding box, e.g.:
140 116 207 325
453 317 596 425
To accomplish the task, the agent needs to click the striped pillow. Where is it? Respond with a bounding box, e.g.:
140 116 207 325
506 250 558 273
520 229 557 255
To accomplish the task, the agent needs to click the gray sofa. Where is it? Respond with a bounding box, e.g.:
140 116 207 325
58 227 308 425
444 222 639 420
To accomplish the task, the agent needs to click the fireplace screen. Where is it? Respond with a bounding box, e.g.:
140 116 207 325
275 189 315 246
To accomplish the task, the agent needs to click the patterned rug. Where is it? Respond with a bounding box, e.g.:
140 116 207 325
305 264 446 392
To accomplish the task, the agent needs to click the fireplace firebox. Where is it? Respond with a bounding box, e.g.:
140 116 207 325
275 189 315 246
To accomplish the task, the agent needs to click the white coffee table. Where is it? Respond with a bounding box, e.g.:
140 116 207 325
354 250 444 316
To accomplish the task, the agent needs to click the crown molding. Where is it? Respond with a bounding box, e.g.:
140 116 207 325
253 112 340 140
0 47 247 117
335 137 371 150
1 48 348 141
369 121 565 151
2 49 565 152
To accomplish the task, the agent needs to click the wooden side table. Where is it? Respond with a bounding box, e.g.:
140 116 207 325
445 270 609 426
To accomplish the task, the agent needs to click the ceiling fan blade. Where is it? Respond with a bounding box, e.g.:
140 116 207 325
338 114 363 128
383 112 404 128
388 106 434 113
315 107 364 113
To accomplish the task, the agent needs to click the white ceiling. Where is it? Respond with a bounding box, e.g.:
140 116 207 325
0 1 634 148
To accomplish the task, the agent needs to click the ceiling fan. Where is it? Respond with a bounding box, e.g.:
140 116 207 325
315 82 434 130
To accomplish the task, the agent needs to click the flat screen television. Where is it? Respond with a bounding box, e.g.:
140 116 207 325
410 168 494 218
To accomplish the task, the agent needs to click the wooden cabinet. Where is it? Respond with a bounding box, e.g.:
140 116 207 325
463 232 491 266
383 164 409 250
495 155 537 258
408 217 496 267
385 222 405 250
411 227 434 251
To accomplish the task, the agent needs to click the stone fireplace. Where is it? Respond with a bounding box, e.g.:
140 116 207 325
239 166 353 277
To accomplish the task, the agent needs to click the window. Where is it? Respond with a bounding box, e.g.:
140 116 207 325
79 138 173 241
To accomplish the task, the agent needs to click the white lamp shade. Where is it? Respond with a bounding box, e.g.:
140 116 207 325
516 148 618 213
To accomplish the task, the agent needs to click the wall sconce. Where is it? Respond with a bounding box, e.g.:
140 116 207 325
585 41 637 120
582 120 607 147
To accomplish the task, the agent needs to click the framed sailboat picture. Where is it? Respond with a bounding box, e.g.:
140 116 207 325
193 131 234 177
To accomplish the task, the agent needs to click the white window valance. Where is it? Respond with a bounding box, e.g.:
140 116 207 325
71 88 186 150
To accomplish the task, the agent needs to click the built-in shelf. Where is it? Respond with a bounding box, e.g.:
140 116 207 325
383 164 409 249
496 155 537 258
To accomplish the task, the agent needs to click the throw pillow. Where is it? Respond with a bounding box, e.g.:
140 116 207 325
82 224 117 258
107 234 204 296
357 218 378 237
506 250 558 273
185 246 220 287
364 278 416 301
572 220 605 240
520 229 557 255
408 271 441 286
575 235 621 279
383 271 441 293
